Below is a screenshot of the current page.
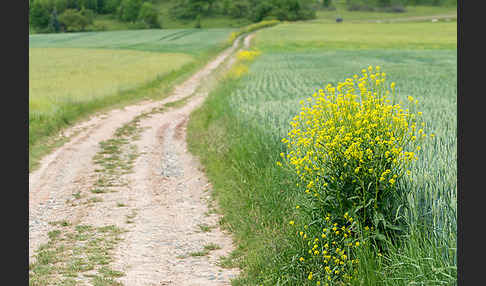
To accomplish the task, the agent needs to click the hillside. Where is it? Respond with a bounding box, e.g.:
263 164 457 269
29 0 456 33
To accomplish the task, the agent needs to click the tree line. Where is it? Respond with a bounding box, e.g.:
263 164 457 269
29 0 456 33
169 0 317 23
29 0 160 33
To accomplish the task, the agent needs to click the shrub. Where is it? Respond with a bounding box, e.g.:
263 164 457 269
118 0 142 22
80 7 95 23
138 2 161 28
58 8 91 31
30 0 51 29
279 66 432 238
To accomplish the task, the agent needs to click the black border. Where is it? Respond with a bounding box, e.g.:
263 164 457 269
11 0 29 284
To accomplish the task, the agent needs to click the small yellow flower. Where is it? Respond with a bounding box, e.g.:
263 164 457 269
289 220 294 225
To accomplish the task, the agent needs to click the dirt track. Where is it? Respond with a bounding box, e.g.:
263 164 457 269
29 33 254 285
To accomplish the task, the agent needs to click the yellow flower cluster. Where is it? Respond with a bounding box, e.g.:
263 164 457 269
292 213 362 285
227 50 261 79
279 66 429 219
237 50 262 61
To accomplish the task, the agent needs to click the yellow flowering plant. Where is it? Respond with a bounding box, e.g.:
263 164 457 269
291 213 367 285
227 50 261 79
279 66 430 237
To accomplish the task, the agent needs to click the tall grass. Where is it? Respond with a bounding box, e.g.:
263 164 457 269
188 49 456 285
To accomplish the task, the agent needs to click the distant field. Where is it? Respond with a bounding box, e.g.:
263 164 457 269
314 4 456 23
29 28 233 56
29 48 193 113
29 28 233 171
254 21 456 51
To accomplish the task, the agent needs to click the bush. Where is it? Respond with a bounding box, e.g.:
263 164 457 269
138 2 161 28
118 0 142 22
58 8 91 31
279 66 431 238
30 0 51 29
80 7 95 23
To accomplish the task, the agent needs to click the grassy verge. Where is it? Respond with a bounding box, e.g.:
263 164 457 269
188 77 303 285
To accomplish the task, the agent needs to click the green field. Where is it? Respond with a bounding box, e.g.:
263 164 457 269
30 48 193 113
29 28 233 171
254 21 456 51
188 20 457 285
29 28 233 55
314 4 456 23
